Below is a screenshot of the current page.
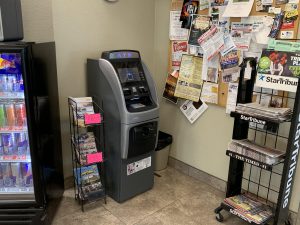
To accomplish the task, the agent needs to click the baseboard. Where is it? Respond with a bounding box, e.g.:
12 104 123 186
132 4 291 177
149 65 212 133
168 156 298 224
64 176 74 189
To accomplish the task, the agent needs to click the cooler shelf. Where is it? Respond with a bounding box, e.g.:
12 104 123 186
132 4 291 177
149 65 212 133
0 187 34 194
0 92 24 99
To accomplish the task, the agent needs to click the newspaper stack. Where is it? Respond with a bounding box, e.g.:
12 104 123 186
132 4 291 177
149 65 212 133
235 103 292 122
224 194 273 224
73 132 98 165
74 165 103 200
228 139 285 165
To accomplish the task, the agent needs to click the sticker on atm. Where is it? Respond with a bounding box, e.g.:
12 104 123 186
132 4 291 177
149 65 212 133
127 156 151 175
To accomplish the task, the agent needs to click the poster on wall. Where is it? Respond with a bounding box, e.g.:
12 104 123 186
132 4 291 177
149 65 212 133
174 54 203 102
180 0 199 29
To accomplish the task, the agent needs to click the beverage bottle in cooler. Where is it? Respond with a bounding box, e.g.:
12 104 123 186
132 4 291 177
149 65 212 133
5 103 15 127
16 133 27 156
0 163 3 187
2 133 14 155
12 75 19 92
15 103 26 127
6 75 15 92
3 163 16 187
10 162 20 187
0 104 5 127
16 74 24 92
21 163 33 187
0 74 8 92
0 134 3 155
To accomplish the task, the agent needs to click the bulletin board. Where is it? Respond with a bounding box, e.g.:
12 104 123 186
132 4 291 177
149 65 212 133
168 0 300 107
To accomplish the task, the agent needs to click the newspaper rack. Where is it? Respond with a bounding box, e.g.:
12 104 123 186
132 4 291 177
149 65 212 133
68 97 106 212
215 58 299 225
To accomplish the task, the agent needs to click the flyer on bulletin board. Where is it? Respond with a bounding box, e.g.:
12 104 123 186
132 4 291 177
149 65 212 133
174 54 203 102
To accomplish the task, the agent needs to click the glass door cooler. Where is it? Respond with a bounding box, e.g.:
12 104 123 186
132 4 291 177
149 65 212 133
0 43 64 225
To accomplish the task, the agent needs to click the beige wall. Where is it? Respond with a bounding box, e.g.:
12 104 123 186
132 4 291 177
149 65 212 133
51 0 156 178
20 0 300 214
153 0 300 213
21 0 54 42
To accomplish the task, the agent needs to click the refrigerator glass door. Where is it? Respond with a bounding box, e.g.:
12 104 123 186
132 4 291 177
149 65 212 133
0 52 34 201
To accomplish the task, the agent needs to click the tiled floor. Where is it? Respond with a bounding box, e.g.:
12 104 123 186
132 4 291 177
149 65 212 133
52 167 249 225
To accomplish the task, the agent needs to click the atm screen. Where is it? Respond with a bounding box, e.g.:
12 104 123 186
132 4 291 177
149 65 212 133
117 67 141 83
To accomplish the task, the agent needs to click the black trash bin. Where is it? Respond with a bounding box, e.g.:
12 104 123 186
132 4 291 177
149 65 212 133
154 131 173 171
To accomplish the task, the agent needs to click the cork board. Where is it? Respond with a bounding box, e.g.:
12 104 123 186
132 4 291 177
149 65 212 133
168 0 300 107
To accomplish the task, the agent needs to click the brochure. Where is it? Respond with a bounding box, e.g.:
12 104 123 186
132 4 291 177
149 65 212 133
171 41 188 71
174 54 203 102
180 99 208 123
200 82 219 104
69 97 95 127
74 165 103 199
180 0 199 29
163 71 179 104
169 11 189 40
188 15 211 46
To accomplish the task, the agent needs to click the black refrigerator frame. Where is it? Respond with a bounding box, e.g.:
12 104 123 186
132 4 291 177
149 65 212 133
0 42 64 225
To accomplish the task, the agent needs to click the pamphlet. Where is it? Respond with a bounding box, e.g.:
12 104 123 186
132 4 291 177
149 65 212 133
69 97 95 127
171 41 188 71
198 25 225 60
202 54 219 83
169 11 189 40
188 15 211 46
222 0 254 17
200 82 219 104
226 82 238 114
180 0 199 29
174 55 203 102
180 99 208 123
163 71 179 104
74 165 102 199
230 22 253 51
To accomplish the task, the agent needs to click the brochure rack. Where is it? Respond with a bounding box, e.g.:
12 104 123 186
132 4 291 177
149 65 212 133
68 97 106 212
214 58 300 225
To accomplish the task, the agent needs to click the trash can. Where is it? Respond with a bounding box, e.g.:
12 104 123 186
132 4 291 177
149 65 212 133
154 131 173 171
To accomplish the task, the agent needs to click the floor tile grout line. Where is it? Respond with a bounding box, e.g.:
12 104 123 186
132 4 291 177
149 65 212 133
131 199 178 225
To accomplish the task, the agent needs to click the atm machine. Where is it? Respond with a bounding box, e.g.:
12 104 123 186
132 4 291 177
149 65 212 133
87 50 159 202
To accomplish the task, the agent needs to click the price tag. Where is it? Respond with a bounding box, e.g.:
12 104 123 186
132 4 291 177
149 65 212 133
84 113 102 125
87 152 103 164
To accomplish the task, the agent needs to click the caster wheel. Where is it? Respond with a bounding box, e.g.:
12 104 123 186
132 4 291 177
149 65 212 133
216 213 224 222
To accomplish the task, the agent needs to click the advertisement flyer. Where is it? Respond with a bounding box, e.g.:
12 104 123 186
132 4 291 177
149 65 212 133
200 82 219 104
180 99 208 124
169 11 189 40
174 54 203 102
198 26 225 60
255 49 300 92
226 82 239 114
171 41 188 71
188 15 211 46
180 0 199 29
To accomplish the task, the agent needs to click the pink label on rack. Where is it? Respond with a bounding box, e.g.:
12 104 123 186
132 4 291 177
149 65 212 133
84 113 101 125
87 152 103 164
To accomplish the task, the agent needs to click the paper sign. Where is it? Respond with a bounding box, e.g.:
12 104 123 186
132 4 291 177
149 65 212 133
84 113 102 125
255 73 298 92
87 152 103 164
